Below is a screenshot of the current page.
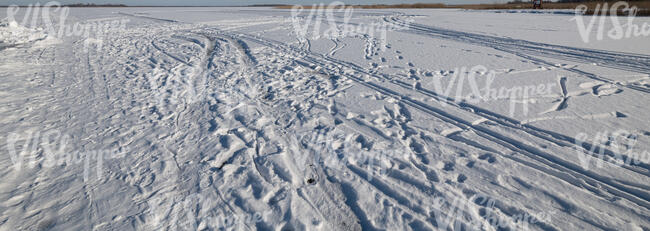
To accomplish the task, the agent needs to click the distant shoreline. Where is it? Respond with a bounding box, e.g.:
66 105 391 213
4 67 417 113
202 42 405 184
0 4 290 7
0 1 648 16
277 1 650 16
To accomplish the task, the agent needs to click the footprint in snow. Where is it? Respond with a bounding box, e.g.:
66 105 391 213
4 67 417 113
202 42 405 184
478 153 497 163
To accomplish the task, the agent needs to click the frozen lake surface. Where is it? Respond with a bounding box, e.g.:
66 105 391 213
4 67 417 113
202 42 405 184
1 7 649 230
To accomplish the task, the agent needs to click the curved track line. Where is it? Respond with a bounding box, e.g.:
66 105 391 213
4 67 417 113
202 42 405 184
387 16 650 94
221 30 650 211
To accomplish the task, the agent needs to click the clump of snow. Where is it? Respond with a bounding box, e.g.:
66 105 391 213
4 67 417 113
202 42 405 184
0 20 57 48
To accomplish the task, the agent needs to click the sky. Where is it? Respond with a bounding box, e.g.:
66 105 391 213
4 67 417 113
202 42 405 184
0 0 507 6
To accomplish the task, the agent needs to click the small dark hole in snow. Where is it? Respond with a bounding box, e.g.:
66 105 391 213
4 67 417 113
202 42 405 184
457 174 467 183
307 178 316 184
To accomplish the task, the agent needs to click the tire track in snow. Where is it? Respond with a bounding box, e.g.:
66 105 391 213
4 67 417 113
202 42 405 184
190 28 640 229
223 30 650 212
376 16 650 178
93 12 648 229
236 25 650 180
387 16 650 94
237 29 650 177
169 29 365 230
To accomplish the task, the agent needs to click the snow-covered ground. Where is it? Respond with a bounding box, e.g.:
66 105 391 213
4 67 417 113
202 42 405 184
1 6 649 231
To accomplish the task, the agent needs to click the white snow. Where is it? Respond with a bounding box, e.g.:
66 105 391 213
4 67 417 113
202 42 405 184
0 7 649 231
0 20 48 47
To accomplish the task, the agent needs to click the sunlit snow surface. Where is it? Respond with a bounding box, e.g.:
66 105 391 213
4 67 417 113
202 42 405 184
1 7 649 231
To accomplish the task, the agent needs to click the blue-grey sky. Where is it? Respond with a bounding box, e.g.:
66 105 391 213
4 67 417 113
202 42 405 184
1 0 506 6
